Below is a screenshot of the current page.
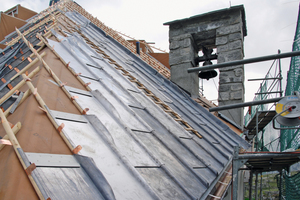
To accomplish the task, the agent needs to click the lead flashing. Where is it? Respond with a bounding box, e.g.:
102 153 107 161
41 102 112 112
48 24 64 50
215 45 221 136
25 152 81 168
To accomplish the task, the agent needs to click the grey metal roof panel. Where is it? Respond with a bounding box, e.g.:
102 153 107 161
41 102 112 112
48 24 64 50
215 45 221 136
53 90 158 167
46 11 251 199
127 92 225 175
49 32 140 93
78 21 249 149
136 167 191 200
0 7 251 199
49 110 160 200
91 90 152 132
50 108 211 199
34 167 106 200
25 152 81 167
18 148 114 200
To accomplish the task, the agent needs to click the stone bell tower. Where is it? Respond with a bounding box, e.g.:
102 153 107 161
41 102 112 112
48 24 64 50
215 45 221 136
164 5 247 127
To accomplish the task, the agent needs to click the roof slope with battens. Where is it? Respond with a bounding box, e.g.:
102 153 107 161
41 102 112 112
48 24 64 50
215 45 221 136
0 1 250 199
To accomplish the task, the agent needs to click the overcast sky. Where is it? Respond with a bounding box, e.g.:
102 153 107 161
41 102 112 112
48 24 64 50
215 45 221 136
1 0 299 103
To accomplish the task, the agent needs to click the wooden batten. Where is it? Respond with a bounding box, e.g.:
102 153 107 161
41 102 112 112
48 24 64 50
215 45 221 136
21 30 88 114
0 109 45 200
0 66 40 105
0 122 21 151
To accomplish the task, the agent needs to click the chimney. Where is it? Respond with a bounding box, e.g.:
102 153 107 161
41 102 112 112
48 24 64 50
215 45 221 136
164 5 247 127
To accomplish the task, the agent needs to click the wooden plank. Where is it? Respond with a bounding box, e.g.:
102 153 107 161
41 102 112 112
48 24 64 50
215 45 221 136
245 111 277 135
212 166 232 199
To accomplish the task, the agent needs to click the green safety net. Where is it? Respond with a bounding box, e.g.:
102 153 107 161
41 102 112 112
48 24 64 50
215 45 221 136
280 4 300 152
276 171 300 200
276 5 300 200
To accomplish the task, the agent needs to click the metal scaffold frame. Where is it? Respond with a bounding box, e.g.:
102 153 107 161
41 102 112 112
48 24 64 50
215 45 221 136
232 146 300 200
190 49 300 199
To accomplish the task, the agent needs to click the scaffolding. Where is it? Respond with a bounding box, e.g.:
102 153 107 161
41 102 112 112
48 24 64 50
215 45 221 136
232 146 300 200
198 51 300 199
244 50 283 152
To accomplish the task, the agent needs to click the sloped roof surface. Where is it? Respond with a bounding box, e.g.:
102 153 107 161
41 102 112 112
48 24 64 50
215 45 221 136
4 4 37 21
0 5 38 42
0 13 27 42
0 1 250 199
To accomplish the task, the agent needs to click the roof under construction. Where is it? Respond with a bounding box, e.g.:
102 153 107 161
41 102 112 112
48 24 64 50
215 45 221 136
0 1 250 199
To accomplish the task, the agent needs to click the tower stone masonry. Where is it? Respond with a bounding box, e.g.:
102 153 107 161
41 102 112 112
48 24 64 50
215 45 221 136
165 5 247 127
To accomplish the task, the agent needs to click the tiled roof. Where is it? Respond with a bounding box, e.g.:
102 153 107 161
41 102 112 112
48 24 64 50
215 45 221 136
0 1 250 199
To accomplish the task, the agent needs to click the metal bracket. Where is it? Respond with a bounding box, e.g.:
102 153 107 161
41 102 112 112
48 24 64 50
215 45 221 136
25 152 80 168
128 104 145 110
125 59 134 65
235 158 248 169
195 46 218 64
79 74 100 81
9 92 24 114
131 129 153 133
50 109 88 123
127 88 141 93
179 136 193 140
65 85 93 97
91 55 104 61
0 94 18 107
212 140 221 144
193 164 211 169
86 63 103 70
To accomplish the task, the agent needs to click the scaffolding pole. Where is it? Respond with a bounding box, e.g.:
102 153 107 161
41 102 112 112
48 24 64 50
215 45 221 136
187 50 300 73
232 146 300 200
260 173 263 200
209 97 282 112
255 172 259 200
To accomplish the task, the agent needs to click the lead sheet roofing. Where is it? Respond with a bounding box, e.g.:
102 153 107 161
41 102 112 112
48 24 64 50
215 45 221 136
0 3 250 200
49 10 249 199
